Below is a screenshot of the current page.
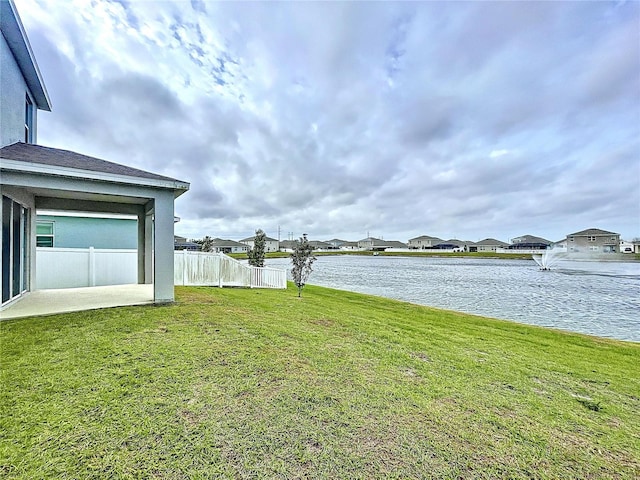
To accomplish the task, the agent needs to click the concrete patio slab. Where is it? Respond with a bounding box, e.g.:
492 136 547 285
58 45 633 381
0 284 155 320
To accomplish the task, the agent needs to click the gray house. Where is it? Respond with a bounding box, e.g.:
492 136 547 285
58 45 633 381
566 228 620 253
357 237 406 251
174 236 200 251
408 235 443 249
357 237 388 251
474 238 509 252
309 240 332 250
209 238 249 254
240 235 279 253
1 0 189 310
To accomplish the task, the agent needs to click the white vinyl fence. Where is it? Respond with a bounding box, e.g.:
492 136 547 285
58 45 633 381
36 249 286 290
174 250 286 289
36 247 138 289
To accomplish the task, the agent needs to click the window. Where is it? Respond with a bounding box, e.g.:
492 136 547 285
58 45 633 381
36 221 54 247
25 95 34 143
588 236 596 242
569 236 574 242
589 246 599 251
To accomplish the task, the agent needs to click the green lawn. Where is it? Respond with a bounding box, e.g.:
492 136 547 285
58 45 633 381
1 285 639 479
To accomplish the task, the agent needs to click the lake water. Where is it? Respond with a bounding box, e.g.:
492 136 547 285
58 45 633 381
265 255 640 342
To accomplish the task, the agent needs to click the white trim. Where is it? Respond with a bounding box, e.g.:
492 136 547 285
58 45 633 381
37 210 137 220
0 158 190 191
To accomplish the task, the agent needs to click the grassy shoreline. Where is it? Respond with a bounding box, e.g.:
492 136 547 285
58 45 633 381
230 251 640 261
2 284 639 478
231 251 536 260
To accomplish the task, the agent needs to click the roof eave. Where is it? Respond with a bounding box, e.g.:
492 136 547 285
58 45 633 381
1 157 190 193
1 0 52 111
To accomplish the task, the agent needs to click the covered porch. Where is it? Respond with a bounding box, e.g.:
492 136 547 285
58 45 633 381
1 142 189 315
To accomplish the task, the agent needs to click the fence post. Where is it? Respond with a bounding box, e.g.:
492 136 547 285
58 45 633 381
89 247 96 287
182 249 188 286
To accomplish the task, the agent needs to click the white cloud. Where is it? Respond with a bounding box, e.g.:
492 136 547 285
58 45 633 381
489 149 512 159
14 0 640 242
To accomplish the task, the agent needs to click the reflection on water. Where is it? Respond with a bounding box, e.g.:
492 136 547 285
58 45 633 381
266 256 640 342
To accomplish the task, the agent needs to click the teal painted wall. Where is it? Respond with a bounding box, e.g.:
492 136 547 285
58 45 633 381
36 215 137 249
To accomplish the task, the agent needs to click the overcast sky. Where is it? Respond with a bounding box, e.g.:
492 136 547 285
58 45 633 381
16 0 640 242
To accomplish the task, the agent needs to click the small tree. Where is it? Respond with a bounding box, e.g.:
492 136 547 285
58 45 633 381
247 229 266 267
290 234 316 297
200 235 214 252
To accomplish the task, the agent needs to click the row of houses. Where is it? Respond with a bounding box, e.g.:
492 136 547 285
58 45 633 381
173 228 638 255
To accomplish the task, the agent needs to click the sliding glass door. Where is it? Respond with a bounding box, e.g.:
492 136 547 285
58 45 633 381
2 195 28 305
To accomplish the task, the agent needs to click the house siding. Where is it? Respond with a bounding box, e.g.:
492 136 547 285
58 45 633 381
36 214 138 249
240 238 279 253
408 237 442 249
0 32 36 146
567 233 620 253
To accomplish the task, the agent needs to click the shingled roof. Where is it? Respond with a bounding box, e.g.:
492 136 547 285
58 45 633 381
475 238 509 246
511 234 552 245
409 235 443 242
210 238 247 248
0 142 187 185
568 228 619 237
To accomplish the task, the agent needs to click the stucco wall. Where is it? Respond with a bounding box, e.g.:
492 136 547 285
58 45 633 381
0 32 35 146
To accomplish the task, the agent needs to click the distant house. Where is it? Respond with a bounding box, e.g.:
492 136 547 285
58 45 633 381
278 240 295 252
566 228 620 253
240 235 279 253
174 236 200 251
433 241 459 250
1 0 189 309
281 239 334 251
309 240 332 250
339 241 359 250
408 235 443 249
357 237 406 251
474 238 509 252
357 237 386 251
36 212 137 249
384 240 408 249
551 239 567 251
508 235 552 251
209 238 248 254
619 240 634 254
326 238 348 248
431 239 474 251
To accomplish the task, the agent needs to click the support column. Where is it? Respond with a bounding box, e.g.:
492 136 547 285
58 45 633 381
137 204 149 284
152 192 175 303
144 206 154 285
